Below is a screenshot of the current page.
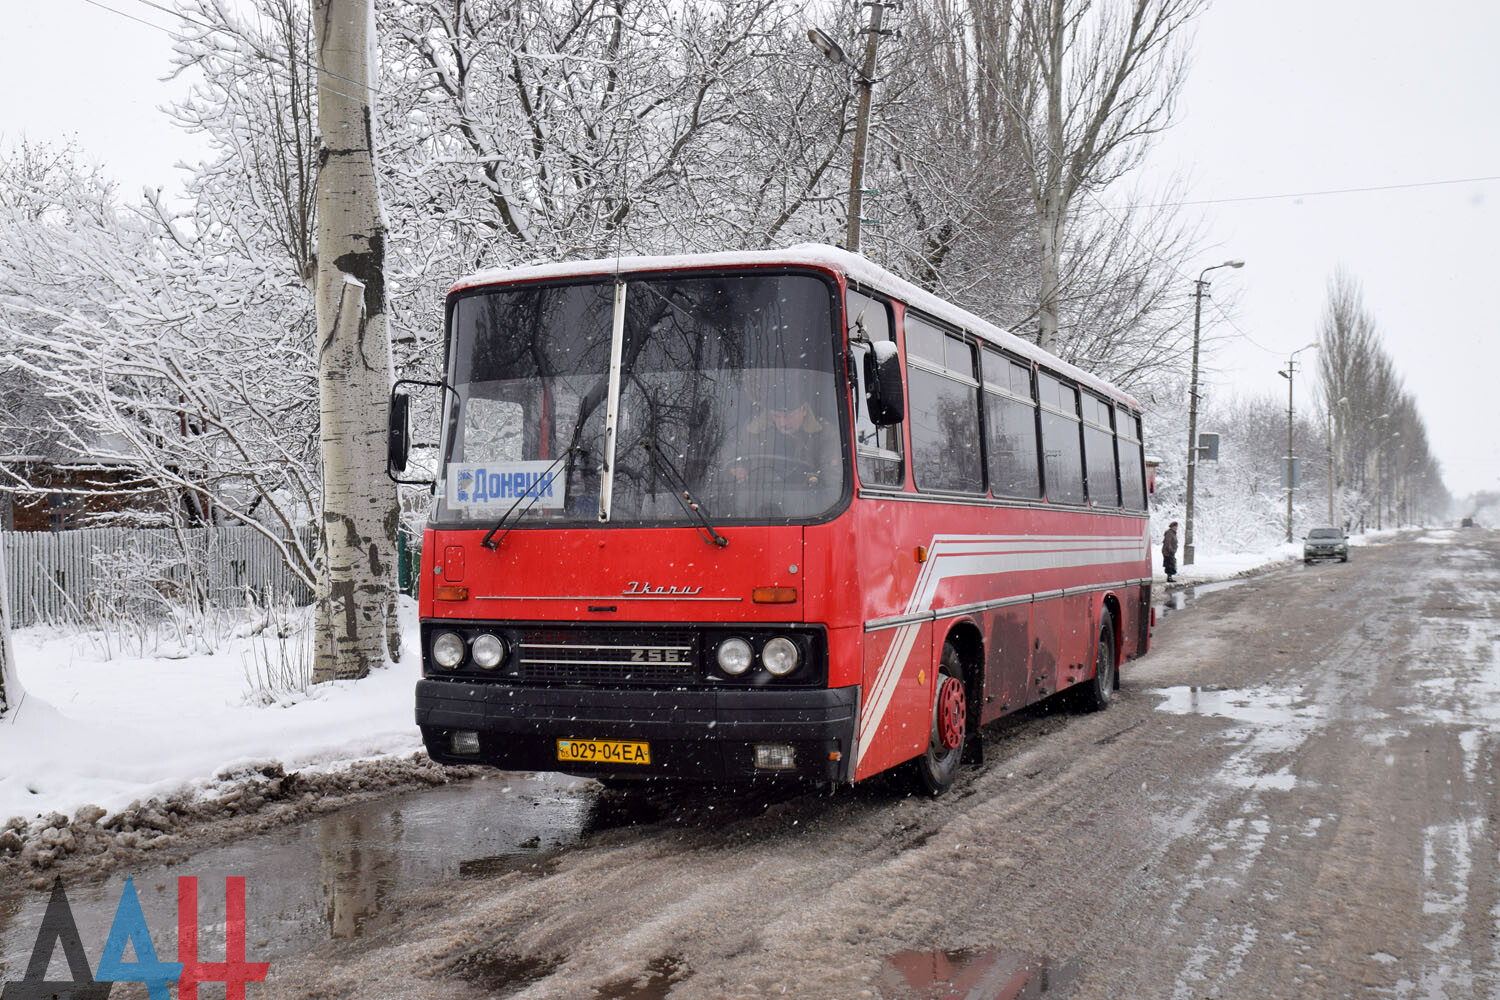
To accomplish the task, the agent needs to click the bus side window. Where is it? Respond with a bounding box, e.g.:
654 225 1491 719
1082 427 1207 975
1038 372 1085 504
1118 405 1147 510
848 290 904 488
906 315 984 495
1082 393 1120 507
982 349 1042 499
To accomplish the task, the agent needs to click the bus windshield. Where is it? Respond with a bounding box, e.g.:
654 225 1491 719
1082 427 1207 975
437 271 845 526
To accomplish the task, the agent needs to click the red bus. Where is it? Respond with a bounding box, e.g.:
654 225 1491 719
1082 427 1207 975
389 245 1152 794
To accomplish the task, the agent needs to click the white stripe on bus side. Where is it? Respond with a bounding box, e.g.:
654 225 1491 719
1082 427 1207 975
855 527 1149 766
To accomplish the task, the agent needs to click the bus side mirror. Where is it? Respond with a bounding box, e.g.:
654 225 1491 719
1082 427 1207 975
863 345 905 426
387 390 412 477
387 377 448 486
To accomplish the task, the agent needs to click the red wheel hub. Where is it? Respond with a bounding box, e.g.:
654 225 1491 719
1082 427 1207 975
936 675 966 750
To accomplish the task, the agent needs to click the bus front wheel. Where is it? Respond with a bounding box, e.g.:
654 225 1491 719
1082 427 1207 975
914 641 967 796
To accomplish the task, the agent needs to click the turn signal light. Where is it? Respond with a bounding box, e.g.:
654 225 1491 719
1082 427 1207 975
915 545 928 563
752 587 797 604
433 584 470 602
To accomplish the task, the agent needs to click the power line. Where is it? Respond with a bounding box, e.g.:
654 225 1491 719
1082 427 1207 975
77 0 377 102
1082 187 1282 358
130 0 212 30
1119 173 1500 210
77 0 171 34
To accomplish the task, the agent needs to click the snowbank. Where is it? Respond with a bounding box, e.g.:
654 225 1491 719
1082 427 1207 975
0 598 425 826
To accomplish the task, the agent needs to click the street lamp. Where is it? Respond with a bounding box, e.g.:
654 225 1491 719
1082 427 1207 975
1277 343 1317 543
1183 259 1245 566
808 3 888 253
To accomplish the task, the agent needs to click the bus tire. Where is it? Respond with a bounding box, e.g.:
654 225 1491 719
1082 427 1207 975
914 641 967 796
1078 614 1116 713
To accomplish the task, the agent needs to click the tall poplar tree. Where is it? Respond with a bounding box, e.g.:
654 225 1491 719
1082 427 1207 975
311 0 400 681
980 0 1206 353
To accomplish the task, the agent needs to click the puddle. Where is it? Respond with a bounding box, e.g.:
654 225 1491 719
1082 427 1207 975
1154 578 1247 621
1150 685 1325 731
881 948 1078 999
0 773 595 978
592 955 686 999
1150 685 1327 791
448 948 565 995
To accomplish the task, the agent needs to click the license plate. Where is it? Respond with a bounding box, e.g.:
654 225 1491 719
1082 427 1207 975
556 739 651 765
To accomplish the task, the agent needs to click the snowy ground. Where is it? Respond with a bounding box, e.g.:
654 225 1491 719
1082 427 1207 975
1 530 1413 833
1 597 426 830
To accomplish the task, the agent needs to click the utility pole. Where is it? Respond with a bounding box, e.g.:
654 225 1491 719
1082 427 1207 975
1183 260 1243 566
1283 359 1296 543
1278 344 1317 544
846 2 883 253
810 3 888 254
1374 446 1382 531
1326 411 1334 526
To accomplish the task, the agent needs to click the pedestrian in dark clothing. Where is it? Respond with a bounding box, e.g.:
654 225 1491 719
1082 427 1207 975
1162 521 1179 583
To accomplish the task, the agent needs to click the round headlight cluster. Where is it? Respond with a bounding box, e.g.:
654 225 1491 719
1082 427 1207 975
431 631 508 671
715 636 802 678
471 633 506 670
716 637 753 675
432 631 465 669
762 637 801 677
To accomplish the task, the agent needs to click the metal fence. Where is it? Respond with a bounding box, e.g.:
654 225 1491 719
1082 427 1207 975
2 525 314 628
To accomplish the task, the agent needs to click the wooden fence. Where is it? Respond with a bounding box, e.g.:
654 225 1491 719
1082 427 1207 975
1 525 314 628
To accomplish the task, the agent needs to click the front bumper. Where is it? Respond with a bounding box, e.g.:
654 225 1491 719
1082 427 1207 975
1304 546 1347 560
416 680 858 783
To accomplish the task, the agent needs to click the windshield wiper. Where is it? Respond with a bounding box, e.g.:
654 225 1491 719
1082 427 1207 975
640 437 728 548
480 445 580 551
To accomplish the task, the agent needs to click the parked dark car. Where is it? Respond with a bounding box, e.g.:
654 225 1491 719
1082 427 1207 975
1304 526 1349 563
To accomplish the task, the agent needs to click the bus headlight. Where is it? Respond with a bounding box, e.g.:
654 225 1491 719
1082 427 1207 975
717 637 753 675
471 633 505 670
762 637 800 677
432 632 465 669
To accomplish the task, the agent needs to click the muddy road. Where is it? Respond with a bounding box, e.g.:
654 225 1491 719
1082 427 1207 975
7 529 1498 998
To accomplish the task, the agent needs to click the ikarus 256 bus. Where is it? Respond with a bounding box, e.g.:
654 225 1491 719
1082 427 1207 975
387 245 1153 794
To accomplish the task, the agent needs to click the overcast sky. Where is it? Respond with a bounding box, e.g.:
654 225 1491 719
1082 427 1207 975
2 0 1497 499
1138 0 1500 500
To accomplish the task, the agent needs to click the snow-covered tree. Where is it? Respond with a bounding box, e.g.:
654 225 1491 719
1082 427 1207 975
0 142 320 580
378 0 844 264
1317 270 1448 530
971 0 1207 355
849 1 1201 394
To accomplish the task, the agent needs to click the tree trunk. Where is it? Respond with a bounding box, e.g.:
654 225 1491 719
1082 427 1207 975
1035 0 1067 355
0 540 20 718
1036 195 1065 354
312 0 399 682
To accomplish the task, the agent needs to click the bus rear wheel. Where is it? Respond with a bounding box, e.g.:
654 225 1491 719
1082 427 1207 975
914 641 967 796
1077 615 1116 713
